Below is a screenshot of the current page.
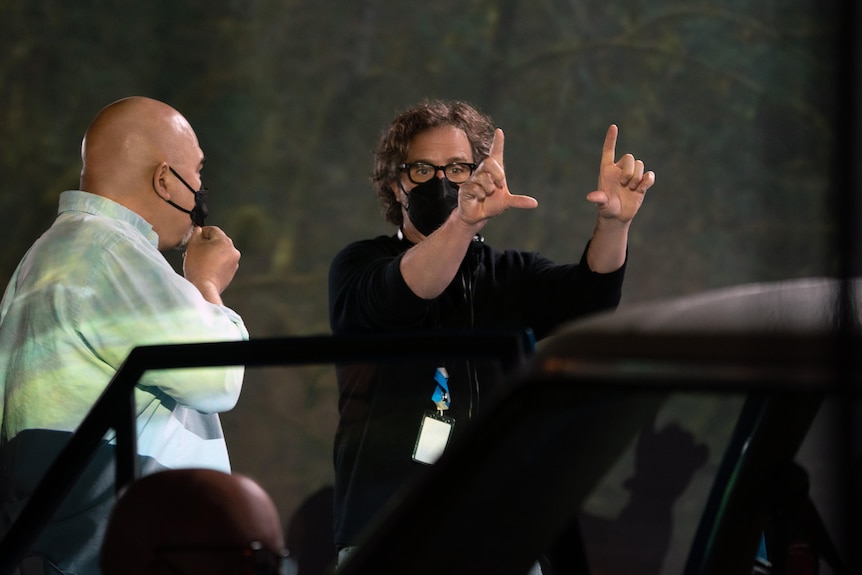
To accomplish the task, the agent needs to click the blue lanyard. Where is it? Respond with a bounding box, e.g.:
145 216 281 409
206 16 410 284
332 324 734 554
431 367 450 412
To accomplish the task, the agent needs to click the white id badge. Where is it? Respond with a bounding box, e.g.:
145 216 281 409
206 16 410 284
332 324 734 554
412 410 455 465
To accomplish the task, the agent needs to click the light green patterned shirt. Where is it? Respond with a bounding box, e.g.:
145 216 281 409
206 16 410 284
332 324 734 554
0 190 249 574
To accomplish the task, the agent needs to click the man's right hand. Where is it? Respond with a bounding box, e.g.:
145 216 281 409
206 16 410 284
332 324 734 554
183 226 241 305
455 128 538 227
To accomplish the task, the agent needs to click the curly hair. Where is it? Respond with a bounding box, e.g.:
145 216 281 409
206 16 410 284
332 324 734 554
372 99 496 226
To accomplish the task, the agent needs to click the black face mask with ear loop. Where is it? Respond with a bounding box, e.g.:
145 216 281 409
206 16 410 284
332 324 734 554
404 177 460 236
165 166 209 226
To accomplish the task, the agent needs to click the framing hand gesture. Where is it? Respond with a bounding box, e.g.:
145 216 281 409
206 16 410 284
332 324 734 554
457 128 538 226
587 124 654 223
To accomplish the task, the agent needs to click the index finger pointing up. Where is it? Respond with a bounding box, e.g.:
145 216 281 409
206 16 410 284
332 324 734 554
489 128 505 165
602 124 619 166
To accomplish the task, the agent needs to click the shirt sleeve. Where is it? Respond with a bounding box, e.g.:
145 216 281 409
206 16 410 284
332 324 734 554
329 238 430 334
513 243 626 340
70 235 248 414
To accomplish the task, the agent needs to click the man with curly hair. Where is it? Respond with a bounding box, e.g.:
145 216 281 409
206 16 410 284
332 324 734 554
328 99 654 569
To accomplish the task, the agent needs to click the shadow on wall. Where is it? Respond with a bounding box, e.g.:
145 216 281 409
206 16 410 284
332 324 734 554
576 418 709 575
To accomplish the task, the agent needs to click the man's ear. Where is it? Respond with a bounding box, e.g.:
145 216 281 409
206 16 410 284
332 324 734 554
152 162 171 200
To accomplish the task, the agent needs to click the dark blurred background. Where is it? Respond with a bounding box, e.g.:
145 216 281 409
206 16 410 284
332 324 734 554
2 1 853 573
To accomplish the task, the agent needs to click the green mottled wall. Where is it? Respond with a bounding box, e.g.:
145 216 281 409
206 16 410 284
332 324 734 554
1 1 845 572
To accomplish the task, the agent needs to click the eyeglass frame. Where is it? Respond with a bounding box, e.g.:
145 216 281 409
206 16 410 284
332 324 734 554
152 540 291 575
398 161 477 185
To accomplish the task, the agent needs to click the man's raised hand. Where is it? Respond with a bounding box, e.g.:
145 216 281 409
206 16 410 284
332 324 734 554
456 129 538 226
587 124 654 223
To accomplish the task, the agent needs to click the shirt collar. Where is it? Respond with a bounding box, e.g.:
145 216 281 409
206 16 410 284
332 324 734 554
59 190 160 248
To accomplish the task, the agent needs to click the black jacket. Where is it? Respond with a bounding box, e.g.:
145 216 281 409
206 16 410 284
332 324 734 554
328 232 626 546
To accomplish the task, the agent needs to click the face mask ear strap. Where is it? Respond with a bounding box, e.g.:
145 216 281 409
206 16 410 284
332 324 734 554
399 183 410 209
165 198 193 217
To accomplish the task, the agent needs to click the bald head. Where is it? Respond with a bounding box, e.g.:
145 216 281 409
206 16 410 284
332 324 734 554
79 96 206 249
81 97 197 196
101 469 285 575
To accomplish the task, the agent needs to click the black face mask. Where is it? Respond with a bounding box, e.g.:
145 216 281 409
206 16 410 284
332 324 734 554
404 177 459 236
166 166 209 227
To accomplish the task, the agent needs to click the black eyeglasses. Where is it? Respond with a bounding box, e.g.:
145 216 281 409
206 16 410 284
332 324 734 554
153 541 292 575
399 162 477 184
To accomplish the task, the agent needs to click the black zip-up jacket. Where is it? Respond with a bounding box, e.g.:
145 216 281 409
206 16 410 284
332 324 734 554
328 231 626 547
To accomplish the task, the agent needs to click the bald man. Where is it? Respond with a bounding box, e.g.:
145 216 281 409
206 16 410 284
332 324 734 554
0 97 248 574
101 469 294 575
